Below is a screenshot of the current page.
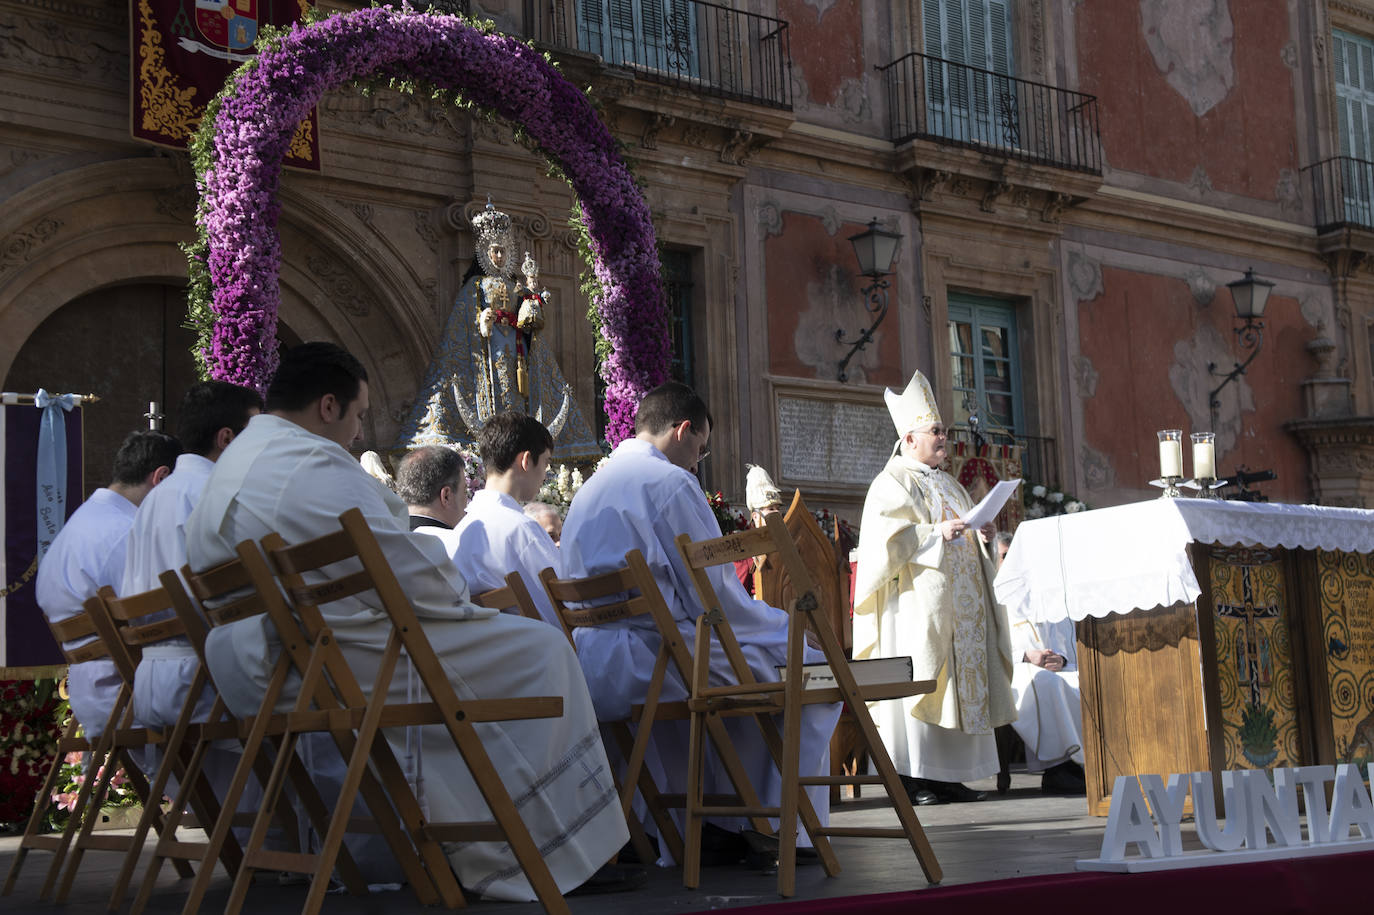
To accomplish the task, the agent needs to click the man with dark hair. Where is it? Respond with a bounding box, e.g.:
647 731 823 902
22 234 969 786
122 381 261 786
186 343 632 900
395 446 467 531
435 412 560 626
36 429 181 738
561 382 839 865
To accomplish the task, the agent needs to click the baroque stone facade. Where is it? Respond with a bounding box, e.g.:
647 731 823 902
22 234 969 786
4 0 1374 510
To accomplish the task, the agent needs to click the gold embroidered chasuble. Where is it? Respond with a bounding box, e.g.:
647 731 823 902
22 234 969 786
852 453 1016 734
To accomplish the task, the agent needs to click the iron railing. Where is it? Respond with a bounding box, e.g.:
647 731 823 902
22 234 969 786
524 0 791 109
1304 156 1374 232
948 427 1059 489
879 51 1101 174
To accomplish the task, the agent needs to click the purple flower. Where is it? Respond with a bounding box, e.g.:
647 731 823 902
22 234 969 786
190 7 667 439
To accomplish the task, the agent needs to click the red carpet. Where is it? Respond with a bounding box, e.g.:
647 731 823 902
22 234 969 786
702 848 1374 914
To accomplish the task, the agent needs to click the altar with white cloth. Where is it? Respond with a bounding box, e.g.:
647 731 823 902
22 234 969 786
995 499 1374 815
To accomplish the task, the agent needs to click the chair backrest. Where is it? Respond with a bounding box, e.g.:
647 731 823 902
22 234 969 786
48 609 112 666
755 491 851 654
472 572 544 623
674 511 832 684
81 588 140 685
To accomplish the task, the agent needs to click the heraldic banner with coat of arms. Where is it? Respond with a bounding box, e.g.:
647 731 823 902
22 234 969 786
131 0 320 170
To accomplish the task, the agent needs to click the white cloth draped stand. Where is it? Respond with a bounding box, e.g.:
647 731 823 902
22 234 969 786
994 499 1374 624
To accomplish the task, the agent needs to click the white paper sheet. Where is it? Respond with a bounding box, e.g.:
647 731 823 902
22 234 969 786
960 478 1021 530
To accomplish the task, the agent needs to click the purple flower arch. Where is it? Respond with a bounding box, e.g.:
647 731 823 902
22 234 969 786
192 6 667 443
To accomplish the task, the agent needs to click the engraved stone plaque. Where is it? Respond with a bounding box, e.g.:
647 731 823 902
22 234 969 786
776 395 891 485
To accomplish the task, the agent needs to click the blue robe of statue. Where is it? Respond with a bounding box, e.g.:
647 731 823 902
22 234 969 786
394 271 602 462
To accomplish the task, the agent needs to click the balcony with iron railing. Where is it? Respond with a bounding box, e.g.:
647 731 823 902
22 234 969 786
948 427 1059 488
879 51 1102 175
1303 156 1374 232
523 0 792 110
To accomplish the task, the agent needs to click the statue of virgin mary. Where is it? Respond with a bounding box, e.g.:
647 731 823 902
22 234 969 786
393 200 602 461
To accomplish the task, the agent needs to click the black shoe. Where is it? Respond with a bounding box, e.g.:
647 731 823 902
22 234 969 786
919 779 988 803
616 834 660 865
740 829 779 871
699 822 749 866
567 862 647 896
1041 761 1087 795
911 789 942 806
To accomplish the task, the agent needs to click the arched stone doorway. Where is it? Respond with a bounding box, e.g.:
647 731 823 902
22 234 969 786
3 282 303 495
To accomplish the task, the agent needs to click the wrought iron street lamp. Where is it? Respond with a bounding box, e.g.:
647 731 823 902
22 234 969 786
836 218 903 382
1208 268 1276 428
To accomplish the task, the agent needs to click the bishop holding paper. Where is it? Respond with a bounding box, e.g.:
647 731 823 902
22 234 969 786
852 371 1016 805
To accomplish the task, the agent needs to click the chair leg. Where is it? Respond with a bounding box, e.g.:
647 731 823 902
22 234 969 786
1 729 83 898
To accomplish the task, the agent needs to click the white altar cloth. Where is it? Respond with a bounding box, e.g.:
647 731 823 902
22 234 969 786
993 499 1374 624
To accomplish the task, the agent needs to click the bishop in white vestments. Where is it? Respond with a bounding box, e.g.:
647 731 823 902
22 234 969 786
560 382 839 854
852 371 1015 803
185 344 627 901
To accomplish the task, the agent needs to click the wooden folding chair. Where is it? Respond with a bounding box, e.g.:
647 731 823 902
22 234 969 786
472 571 553 628
79 581 249 913
241 507 570 915
166 549 431 912
674 511 944 896
33 598 198 905
539 550 783 871
1 611 184 903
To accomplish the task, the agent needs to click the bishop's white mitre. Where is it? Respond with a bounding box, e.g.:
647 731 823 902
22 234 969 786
745 463 783 512
883 370 942 435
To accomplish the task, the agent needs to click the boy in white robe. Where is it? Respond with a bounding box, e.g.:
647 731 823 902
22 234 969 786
435 411 561 628
37 430 181 738
852 371 1015 805
560 381 839 863
185 342 634 901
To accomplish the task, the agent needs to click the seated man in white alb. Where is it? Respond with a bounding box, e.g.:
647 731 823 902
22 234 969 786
995 532 1086 794
395 445 467 531
185 342 635 900
37 429 181 737
560 381 840 865
123 382 261 786
435 411 561 627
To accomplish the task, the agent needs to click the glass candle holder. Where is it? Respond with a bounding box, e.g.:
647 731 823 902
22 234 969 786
1157 429 1183 480
1191 432 1216 480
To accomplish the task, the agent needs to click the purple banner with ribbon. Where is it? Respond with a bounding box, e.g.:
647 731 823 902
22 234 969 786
2 402 83 671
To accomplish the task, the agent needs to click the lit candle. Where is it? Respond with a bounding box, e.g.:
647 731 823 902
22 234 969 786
1157 429 1183 479
1192 432 1216 480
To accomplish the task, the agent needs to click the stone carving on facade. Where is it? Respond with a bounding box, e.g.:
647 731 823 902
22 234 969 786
641 113 675 149
1140 0 1235 117
756 201 784 238
1066 248 1103 302
0 217 62 276
1280 41 1298 69
1186 268 1216 305
346 201 376 227
836 76 871 124
1072 354 1099 398
1169 322 1250 457
682 122 711 149
154 183 197 222
304 246 371 317
794 263 874 381
1274 168 1301 216
1079 441 1116 492
1187 165 1214 198
919 169 951 201
1029 0 1047 79
1299 293 1329 328
414 209 440 253
980 180 1011 213
1012 186 1033 209
320 90 465 139
1 15 125 83
950 176 974 197
1041 192 1071 223
720 129 755 165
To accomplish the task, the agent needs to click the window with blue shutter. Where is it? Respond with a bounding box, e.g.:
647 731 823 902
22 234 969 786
922 0 1015 145
1333 29 1374 224
578 0 697 76
948 294 1023 435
